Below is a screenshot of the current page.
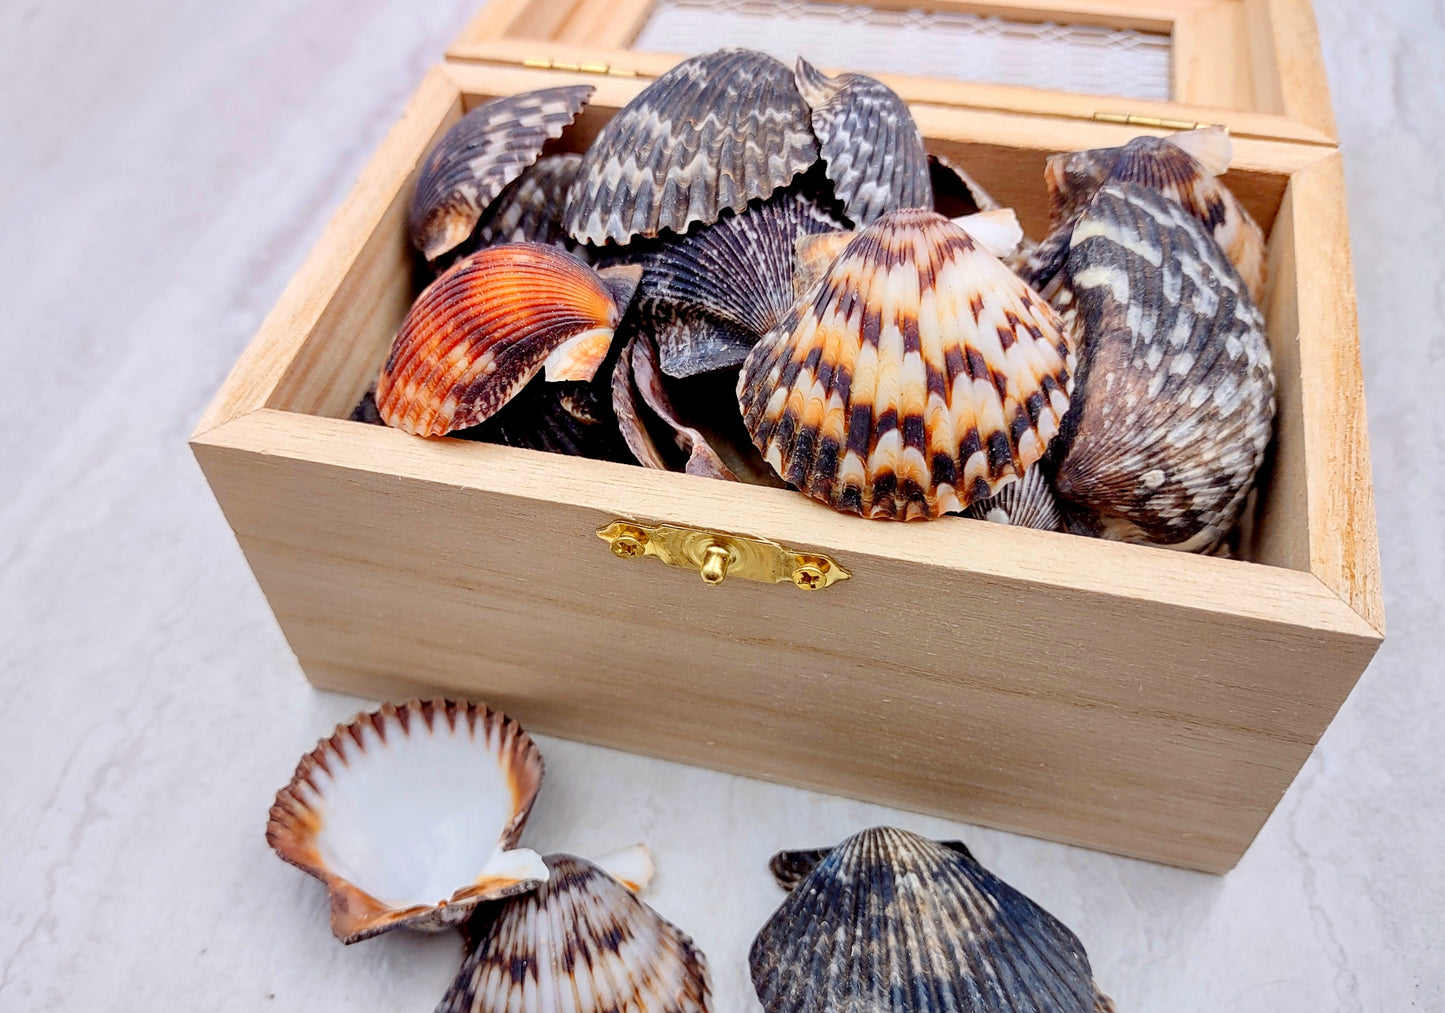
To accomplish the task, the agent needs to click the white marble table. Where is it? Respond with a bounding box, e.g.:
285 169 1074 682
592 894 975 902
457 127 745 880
1 1 1440 1009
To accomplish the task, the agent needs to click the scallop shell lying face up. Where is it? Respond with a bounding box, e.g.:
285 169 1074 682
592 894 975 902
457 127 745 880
266 699 547 944
750 827 1113 1013
437 853 712 1013
739 208 1073 520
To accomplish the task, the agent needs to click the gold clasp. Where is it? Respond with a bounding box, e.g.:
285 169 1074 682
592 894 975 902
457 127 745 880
596 521 849 591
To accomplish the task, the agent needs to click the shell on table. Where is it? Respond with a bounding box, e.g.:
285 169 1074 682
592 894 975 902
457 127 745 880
1052 182 1275 551
375 244 640 437
636 188 845 378
963 463 1066 531
437 853 712 1013
750 827 1112 1013
474 153 591 258
409 86 594 262
565 48 819 246
266 699 547 944
1042 126 1266 303
738 208 1074 520
794 57 932 226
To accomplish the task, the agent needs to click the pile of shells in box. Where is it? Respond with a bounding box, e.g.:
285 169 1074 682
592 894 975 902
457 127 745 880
357 46 1275 556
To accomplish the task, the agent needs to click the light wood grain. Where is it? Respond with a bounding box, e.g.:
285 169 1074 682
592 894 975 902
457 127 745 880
1172 4 1255 112
1245 0 1337 139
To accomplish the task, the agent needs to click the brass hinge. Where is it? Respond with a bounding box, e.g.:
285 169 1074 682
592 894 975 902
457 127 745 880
521 56 639 78
597 520 849 591
1092 111 1216 131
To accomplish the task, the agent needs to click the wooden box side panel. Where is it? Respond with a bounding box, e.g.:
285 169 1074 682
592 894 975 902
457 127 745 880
193 411 1382 871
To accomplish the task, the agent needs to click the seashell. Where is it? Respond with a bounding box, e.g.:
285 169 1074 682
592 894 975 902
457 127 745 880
739 208 1074 520
474 153 590 257
794 57 932 226
376 244 640 436
266 699 547 944
1052 182 1275 551
409 86 594 261
565 48 819 246
750 827 1112 1013
454 371 633 462
638 189 845 378
1042 126 1266 303
962 463 1066 531
349 386 384 426
929 152 1001 215
438 853 712 1013
611 331 737 480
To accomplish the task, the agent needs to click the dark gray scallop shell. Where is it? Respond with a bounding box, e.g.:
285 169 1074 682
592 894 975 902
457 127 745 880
408 86 594 261
750 827 1111 1013
565 49 819 247
474 153 589 257
456 371 631 462
767 839 973 892
963 465 1066 531
611 331 737 480
637 189 845 378
438 854 712 1013
1052 182 1275 551
794 57 932 226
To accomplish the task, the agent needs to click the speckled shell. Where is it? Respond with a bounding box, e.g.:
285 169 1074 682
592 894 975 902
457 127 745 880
1043 128 1266 303
376 244 637 436
266 699 546 944
963 464 1066 531
1053 182 1275 551
437 854 713 1013
611 331 737 480
794 57 931 226
750 827 1111 1013
739 209 1074 520
638 189 845 377
565 49 819 246
474 153 589 256
409 87 594 261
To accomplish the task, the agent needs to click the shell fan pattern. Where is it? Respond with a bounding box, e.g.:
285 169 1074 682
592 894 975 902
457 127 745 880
739 208 1074 520
565 48 819 246
376 244 639 437
437 854 713 1013
409 86 594 262
474 153 590 257
749 827 1113 1013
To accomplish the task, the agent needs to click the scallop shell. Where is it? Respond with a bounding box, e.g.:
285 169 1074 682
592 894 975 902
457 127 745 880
611 331 737 480
1043 127 1266 303
376 244 639 436
638 189 845 377
474 153 589 257
438 853 713 1013
266 699 547 944
1053 182 1275 550
963 463 1065 531
794 57 931 226
565 48 819 246
455 371 632 462
409 87 594 261
750 827 1111 1013
739 208 1074 520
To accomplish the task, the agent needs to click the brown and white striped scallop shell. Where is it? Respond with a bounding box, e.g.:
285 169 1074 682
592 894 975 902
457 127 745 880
1039 127 1265 303
739 208 1073 520
437 853 712 1013
794 57 932 226
565 48 819 246
1052 182 1275 551
266 699 547 944
409 87 594 262
474 153 590 257
375 244 639 436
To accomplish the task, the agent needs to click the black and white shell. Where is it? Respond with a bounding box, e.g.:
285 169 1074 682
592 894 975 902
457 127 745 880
565 49 819 246
475 153 589 256
794 57 932 226
749 827 1111 1013
963 464 1066 531
637 189 845 378
438 853 712 1013
408 86 594 261
1052 182 1275 551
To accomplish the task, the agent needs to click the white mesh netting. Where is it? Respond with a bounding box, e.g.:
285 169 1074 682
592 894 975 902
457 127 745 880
631 0 1172 101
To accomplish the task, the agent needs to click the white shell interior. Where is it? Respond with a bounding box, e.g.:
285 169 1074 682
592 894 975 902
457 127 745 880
299 716 531 907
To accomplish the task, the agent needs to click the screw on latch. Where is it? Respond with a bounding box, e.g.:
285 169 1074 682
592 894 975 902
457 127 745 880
699 543 731 586
609 527 648 559
791 562 827 590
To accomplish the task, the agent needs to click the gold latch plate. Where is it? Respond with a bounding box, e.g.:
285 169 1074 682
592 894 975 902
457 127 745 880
596 521 849 590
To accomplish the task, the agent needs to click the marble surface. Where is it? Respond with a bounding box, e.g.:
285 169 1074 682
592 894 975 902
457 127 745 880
1 1 1441 1009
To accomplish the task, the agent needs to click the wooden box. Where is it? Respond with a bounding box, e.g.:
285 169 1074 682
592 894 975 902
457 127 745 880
191 5 1382 873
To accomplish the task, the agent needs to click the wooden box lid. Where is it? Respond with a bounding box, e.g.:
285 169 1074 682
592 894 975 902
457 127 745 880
445 0 1337 146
